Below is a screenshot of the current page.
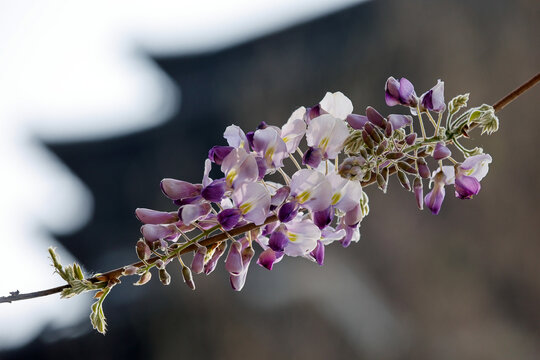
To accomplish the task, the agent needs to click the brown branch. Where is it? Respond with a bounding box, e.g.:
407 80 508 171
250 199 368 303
493 72 540 112
2 72 539 304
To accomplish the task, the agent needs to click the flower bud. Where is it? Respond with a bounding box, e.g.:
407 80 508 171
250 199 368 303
182 266 196 290
433 142 451 160
397 170 411 191
364 123 381 144
376 140 387 156
338 156 365 181
416 158 431 179
225 241 244 276
398 161 418 175
191 246 207 274
384 121 394 138
136 239 151 261
359 148 369 160
361 129 374 149
413 177 423 210
377 173 387 193
134 271 152 286
366 106 386 128
405 133 417 145
159 268 171 285
386 152 404 160
310 240 325 266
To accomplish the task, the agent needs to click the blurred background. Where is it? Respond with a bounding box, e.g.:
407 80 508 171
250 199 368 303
1 0 539 359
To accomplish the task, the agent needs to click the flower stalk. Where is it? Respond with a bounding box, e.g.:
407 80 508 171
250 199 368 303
1 72 538 335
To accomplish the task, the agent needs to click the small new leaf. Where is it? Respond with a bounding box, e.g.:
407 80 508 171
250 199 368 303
448 93 469 115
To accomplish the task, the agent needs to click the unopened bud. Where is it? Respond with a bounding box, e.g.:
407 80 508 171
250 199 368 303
134 271 152 286
182 266 196 290
338 156 365 180
155 259 165 270
136 239 151 261
376 140 387 156
385 121 393 138
365 123 382 144
363 170 374 182
416 158 431 178
397 170 411 191
361 129 374 149
377 170 388 193
159 268 171 285
359 148 369 160
386 152 404 160
413 177 423 210
405 133 417 145
398 161 418 174
366 106 386 128
191 246 207 274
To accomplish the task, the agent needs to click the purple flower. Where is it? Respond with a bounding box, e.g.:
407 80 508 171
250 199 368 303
424 168 453 215
231 182 271 225
385 77 418 107
208 146 234 165
309 240 325 266
281 218 321 257
290 169 332 212
223 125 249 149
252 127 288 169
305 114 349 160
221 147 259 188
257 248 283 270
387 114 413 130
178 202 211 225
420 80 445 113
281 110 307 154
217 208 243 230
268 226 289 252
326 172 363 212
453 154 492 199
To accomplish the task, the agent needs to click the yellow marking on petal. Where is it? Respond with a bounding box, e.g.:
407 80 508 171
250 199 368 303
288 232 298 242
239 202 253 214
265 147 275 160
297 190 311 204
331 192 341 205
226 169 237 185
319 137 329 152
283 136 290 143
465 169 474 176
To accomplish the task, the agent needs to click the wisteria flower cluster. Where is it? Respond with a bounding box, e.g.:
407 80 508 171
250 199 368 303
48 76 501 334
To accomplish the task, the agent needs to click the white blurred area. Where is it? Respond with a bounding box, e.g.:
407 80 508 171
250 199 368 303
0 0 366 350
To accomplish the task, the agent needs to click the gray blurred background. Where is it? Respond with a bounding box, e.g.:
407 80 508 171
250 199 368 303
1 0 539 359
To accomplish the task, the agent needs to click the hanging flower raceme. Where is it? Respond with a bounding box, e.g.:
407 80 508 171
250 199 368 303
56 75 503 334
129 76 497 295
